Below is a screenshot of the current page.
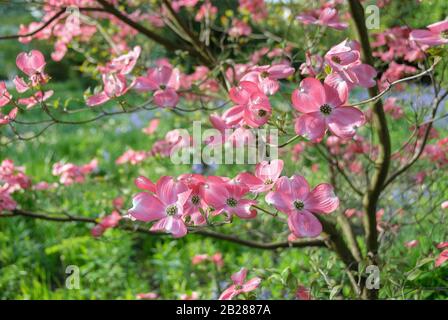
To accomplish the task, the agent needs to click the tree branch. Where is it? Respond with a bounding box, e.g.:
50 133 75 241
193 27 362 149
349 0 391 299
95 0 185 53
3 209 326 250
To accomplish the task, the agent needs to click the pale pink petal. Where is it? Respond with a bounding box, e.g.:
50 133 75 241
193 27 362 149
16 50 46 76
435 250 448 267
305 183 339 214
13 76 29 93
294 113 326 143
291 78 324 113
255 159 284 183
231 268 247 285
156 176 187 205
128 192 165 222
87 92 110 107
218 285 237 300
150 216 188 238
153 88 179 108
135 176 156 192
241 277 261 293
288 210 322 238
327 106 365 139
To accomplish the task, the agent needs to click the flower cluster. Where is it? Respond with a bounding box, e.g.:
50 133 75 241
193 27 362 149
0 159 32 212
52 159 98 186
128 159 339 238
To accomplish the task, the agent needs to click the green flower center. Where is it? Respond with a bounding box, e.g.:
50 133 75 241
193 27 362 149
159 84 166 90
320 104 332 115
166 205 178 216
293 200 305 211
441 30 448 39
264 178 273 185
260 71 269 78
191 195 200 206
235 284 243 290
226 197 238 207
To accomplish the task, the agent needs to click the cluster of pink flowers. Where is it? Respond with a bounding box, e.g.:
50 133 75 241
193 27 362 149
238 0 268 22
128 159 339 239
91 197 124 237
296 2 347 30
372 26 424 63
52 159 98 186
135 59 220 108
116 129 190 165
195 1 218 22
421 137 448 167
192 252 224 268
210 63 294 137
18 3 96 61
0 159 32 212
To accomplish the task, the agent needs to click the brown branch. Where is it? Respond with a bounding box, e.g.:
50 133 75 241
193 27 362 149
4 209 326 250
0 8 66 40
95 0 186 53
383 90 448 188
345 59 440 108
349 0 391 299
0 7 106 41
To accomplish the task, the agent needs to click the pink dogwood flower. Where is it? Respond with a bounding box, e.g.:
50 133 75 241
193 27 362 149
178 174 208 223
134 65 180 108
192 254 209 265
128 176 191 238
15 50 48 89
228 81 272 128
228 19 252 38
300 52 324 77
0 82 12 107
91 210 122 238
142 118 160 135
116 149 148 165
52 159 98 186
0 107 17 126
266 175 339 238
87 73 132 107
99 46 141 75
0 185 17 212
292 78 365 142
240 64 295 96
204 181 257 219
219 268 261 300
410 20 448 47
296 7 348 30
236 159 284 193
324 40 377 100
